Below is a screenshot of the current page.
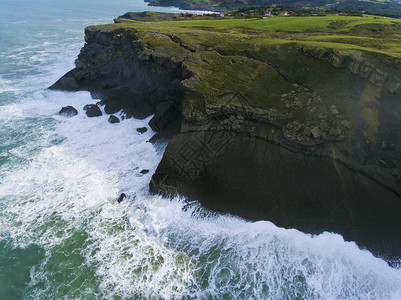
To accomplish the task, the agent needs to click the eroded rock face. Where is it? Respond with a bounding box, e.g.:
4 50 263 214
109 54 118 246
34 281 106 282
302 46 401 94
149 101 179 132
51 23 401 259
151 130 401 255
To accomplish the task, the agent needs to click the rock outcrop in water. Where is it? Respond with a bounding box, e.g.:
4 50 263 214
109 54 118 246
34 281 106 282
108 115 120 123
51 15 401 260
83 104 102 117
59 105 78 117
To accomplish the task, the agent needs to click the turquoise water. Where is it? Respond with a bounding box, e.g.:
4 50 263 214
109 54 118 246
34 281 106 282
1 0 401 298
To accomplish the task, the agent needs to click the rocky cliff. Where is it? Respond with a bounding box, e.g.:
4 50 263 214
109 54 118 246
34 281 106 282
50 26 184 132
52 17 401 260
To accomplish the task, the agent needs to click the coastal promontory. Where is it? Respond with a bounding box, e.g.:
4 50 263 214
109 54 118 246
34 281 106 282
51 12 401 260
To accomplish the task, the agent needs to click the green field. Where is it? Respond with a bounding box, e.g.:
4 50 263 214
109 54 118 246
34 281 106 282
104 14 401 57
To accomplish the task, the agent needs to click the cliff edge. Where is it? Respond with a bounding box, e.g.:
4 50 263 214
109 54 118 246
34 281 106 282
51 13 401 260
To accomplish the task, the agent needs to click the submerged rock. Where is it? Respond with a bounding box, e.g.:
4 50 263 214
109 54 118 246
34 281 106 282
117 193 126 203
83 104 102 117
136 127 148 134
108 115 120 123
59 106 78 117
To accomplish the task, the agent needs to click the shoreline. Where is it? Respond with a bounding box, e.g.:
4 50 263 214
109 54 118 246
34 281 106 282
144 0 224 13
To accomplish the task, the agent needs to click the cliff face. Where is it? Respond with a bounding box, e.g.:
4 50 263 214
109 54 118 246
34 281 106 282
52 21 401 259
50 27 184 132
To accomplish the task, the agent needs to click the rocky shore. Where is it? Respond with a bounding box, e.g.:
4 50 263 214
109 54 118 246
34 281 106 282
144 0 222 12
51 15 401 260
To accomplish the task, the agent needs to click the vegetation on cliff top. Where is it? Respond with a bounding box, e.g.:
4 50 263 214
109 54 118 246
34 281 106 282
109 12 401 57
144 0 401 18
90 13 401 141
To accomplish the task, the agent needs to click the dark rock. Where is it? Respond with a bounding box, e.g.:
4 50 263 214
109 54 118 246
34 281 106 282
108 115 120 123
393 170 401 184
117 193 126 203
148 115 181 143
104 99 121 114
150 131 401 259
49 71 79 91
311 126 322 139
59 106 78 117
125 111 133 119
140 169 149 175
149 101 177 132
60 77 79 90
136 127 148 134
83 104 102 117
117 12 176 22
303 127 312 137
131 102 154 119
102 81 118 89
108 87 135 102
118 12 147 20
359 156 368 165
378 159 388 168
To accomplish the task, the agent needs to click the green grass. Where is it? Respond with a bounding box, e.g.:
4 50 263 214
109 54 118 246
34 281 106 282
88 14 401 136
386 42 401 51
153 14 399 32
92 14 401 108
183 51 293 107
107 14 401 58
300 35 376 40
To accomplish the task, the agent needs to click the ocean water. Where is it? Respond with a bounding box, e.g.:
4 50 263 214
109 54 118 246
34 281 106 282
1 0 401 299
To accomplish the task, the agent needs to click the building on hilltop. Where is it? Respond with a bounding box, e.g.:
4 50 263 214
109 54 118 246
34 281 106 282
264 10 272 17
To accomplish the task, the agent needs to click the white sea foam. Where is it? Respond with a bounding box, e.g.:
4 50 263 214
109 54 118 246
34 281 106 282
2 86 401 299
0 76 19 95
0 85 194 298
123 196 401 299
1 3 401 298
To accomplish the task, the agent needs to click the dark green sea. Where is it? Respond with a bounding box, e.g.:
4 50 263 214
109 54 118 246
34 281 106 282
0 0 400 298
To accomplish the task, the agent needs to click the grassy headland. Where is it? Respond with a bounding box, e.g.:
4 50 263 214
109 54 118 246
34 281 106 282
64 12 401 259
89 12 401 137
111 13 401 57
